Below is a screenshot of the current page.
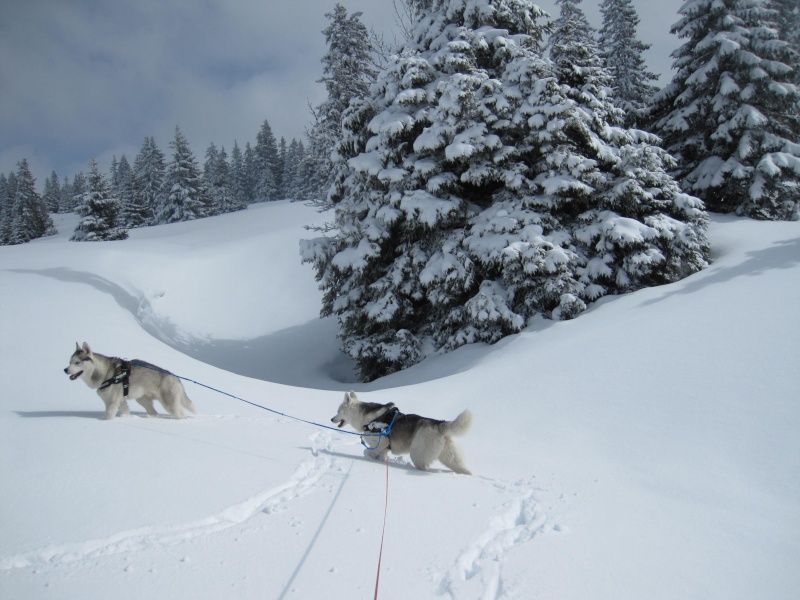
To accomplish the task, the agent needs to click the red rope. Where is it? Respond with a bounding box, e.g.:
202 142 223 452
373 452 390 600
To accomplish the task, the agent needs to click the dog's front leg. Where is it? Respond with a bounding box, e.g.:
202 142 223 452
100 390 123 420
364 447 389 462
363 436 390 462
118 398 131 416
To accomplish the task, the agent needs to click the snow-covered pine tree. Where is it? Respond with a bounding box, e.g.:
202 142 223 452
229 141 250 208
548 0 607 92
0 173 11 245
42 171 61 213
68 172 87 213
306 3 377 207
203 143 222 216
109 156 120 192
281 138 305 200
116 155 149 228
9 159 55 244
650 0 800 220
769 0 800 80
243 142 257 203
304 0 551 379
218 145 246 212
276 137 287 198
58 176 70 215
598 0 659 127
542 0 709 307
132 136 164 225
253 120 280 202
205 144 243 214
301 116 334 203
302 0 708 381
71 157 128 241
158 126 208 223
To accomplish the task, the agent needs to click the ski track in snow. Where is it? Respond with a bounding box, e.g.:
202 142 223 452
1 423 547 600
437 477 548 600
0 431 340 572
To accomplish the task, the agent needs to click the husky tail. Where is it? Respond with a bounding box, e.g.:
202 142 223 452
443 409 473 437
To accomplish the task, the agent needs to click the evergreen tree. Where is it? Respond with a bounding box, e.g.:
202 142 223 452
229 140 250 208
302 0 708 381
768 0 800 87
301 114 335 203
205 144 243 214
132 136 165 225
71 157 128 241
10 159 55 244
598 0 659 127
216 145 245 213
158 126 207 223
68 172 88 213
0 173 11 245
109 156 120 191
306 4 377 207
282 138 306 199
769 0 800 58
548 0 605 89
650 0 800 220
116 155 149 228
243 142 257 203
3 173 19 244
59 176 71 215
203 143 222 216
253 120 280 201
42 171 62 213
276 137 287 198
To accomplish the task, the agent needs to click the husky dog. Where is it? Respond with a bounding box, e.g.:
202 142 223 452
331 391 472 474
64 342 196 420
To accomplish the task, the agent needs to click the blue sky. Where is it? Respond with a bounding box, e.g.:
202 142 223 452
0 0 679 184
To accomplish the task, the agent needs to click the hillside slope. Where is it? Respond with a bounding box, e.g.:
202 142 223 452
1 202 797 599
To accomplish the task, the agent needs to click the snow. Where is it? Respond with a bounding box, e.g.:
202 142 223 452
1 202 799 599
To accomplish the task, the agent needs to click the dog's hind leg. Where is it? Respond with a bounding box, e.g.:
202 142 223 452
409 429 445 471
158 380 190 418
438 437 471 475
136 396 159 417
159 393 186 419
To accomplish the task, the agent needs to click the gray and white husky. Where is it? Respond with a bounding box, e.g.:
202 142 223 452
64 342 196 420
331 391 472 474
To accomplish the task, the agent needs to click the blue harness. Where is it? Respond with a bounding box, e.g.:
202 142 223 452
361 407 399 451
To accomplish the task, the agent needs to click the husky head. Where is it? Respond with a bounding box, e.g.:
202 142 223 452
64 342 93 381
331 390 360 429
331 391 396 431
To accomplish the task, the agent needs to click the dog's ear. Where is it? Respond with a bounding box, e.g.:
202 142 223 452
75 342 81 352
346 390 358 403
82 342 92 355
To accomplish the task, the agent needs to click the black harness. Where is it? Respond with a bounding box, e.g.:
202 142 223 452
99 360 132 398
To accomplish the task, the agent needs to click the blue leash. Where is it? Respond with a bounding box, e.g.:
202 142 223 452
130 360 384 441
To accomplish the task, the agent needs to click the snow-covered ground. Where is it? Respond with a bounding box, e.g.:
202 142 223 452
1 201 798 599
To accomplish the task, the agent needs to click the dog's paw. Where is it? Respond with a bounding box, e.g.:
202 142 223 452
363 449 386 461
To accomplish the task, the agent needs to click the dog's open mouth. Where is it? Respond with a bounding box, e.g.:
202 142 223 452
69 371 83 381
337 419 344 428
